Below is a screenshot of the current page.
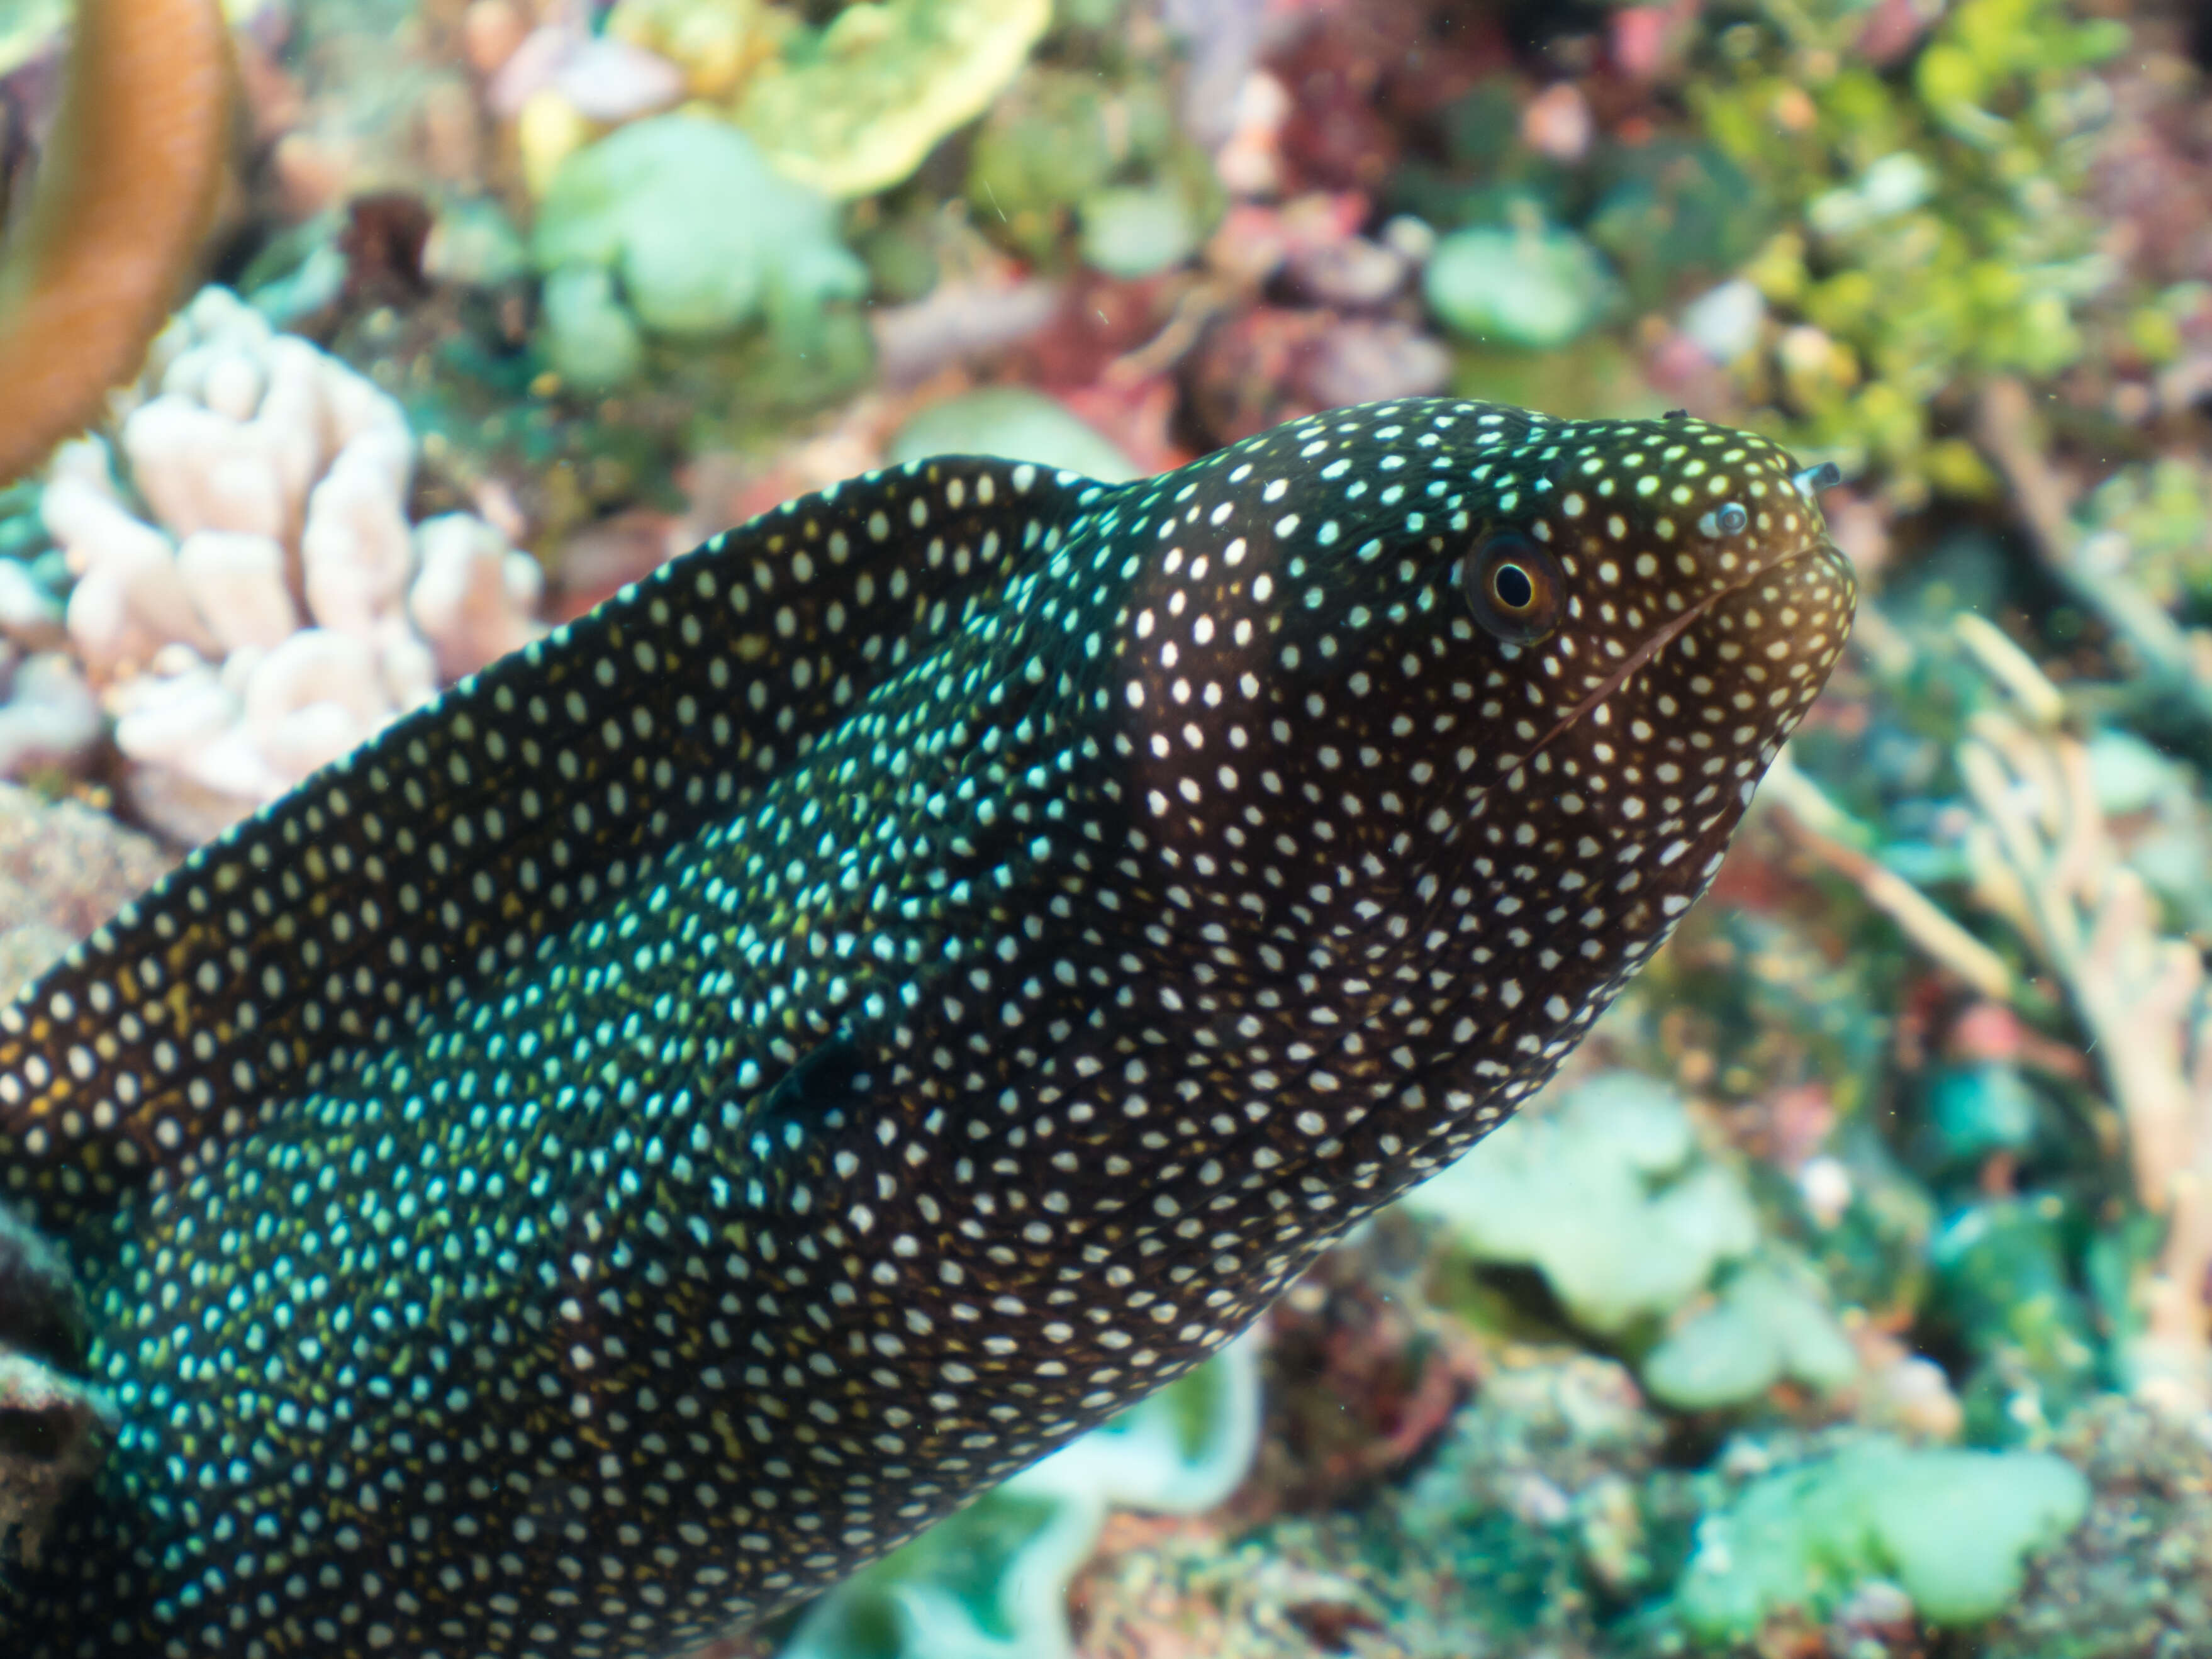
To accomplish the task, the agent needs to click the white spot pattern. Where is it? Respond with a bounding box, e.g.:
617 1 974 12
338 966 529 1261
0 401 1853 1658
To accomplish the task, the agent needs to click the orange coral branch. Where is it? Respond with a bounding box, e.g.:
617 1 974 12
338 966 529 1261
0 0 232 486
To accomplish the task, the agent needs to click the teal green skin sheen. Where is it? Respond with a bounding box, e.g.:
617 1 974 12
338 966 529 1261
0 399 1855 1657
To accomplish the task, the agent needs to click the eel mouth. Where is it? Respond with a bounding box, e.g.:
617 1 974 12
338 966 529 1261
1513 535 1857 781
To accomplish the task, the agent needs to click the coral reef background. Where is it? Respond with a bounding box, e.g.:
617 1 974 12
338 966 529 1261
4 0 2212 1654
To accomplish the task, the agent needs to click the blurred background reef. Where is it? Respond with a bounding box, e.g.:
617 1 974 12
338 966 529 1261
0 0 2210 1654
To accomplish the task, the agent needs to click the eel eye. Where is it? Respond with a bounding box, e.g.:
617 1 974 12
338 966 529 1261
1461 531 1561 645
1695 500 1750 539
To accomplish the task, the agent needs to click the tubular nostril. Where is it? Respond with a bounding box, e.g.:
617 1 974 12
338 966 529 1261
1792 462 1843 496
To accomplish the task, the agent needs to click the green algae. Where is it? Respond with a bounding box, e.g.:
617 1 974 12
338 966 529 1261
1930 1197 2104 1446
886 389 1138 483
538 267 646 393
1382 1349 1690 1645
1425 220 1616 351
965 70 1124 260
1691 0 2127 504
964 62 1220 272
532 115 866 383
1403 1073 1758 1338
1675 1438 2091 1638
1078 185 1201 281
1643 1258 1858 1412
779 1339 1259 1659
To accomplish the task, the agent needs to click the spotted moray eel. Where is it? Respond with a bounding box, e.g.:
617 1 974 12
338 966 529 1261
0 398 1854 1657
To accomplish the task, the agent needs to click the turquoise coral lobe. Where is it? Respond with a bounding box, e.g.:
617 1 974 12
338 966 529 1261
0 398 1852 1657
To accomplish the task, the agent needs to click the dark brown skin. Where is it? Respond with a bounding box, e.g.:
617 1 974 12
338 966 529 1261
0 400 1853 1657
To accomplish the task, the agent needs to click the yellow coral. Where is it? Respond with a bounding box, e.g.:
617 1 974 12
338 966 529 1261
516 87 598 199
733 0 1049 199
606 0 793 101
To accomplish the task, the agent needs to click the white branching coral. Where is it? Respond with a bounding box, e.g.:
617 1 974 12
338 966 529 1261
40 287 543 842
1950 616 2212 1421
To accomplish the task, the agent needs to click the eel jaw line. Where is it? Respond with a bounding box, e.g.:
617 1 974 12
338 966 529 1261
1470 536 1849 818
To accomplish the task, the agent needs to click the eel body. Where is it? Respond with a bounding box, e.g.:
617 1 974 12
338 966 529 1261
0 398 1855 1656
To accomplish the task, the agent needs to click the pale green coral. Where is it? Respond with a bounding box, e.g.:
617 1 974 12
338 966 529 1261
1675 1438 2090 1638
964 70 1120 257
1643 1257 1858 1410
531 115 865 384
963 64 1217 272
1078 186 1200 281
778 1338 1258 1659
1425 220 1616 352
1400 1073 1758 1336
887 389 1138 483
538 268 646 393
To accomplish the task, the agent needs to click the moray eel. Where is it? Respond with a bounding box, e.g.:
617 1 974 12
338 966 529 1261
0 398 1853 1657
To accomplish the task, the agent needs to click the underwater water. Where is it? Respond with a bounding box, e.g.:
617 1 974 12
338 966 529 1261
0 0 2208 1655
